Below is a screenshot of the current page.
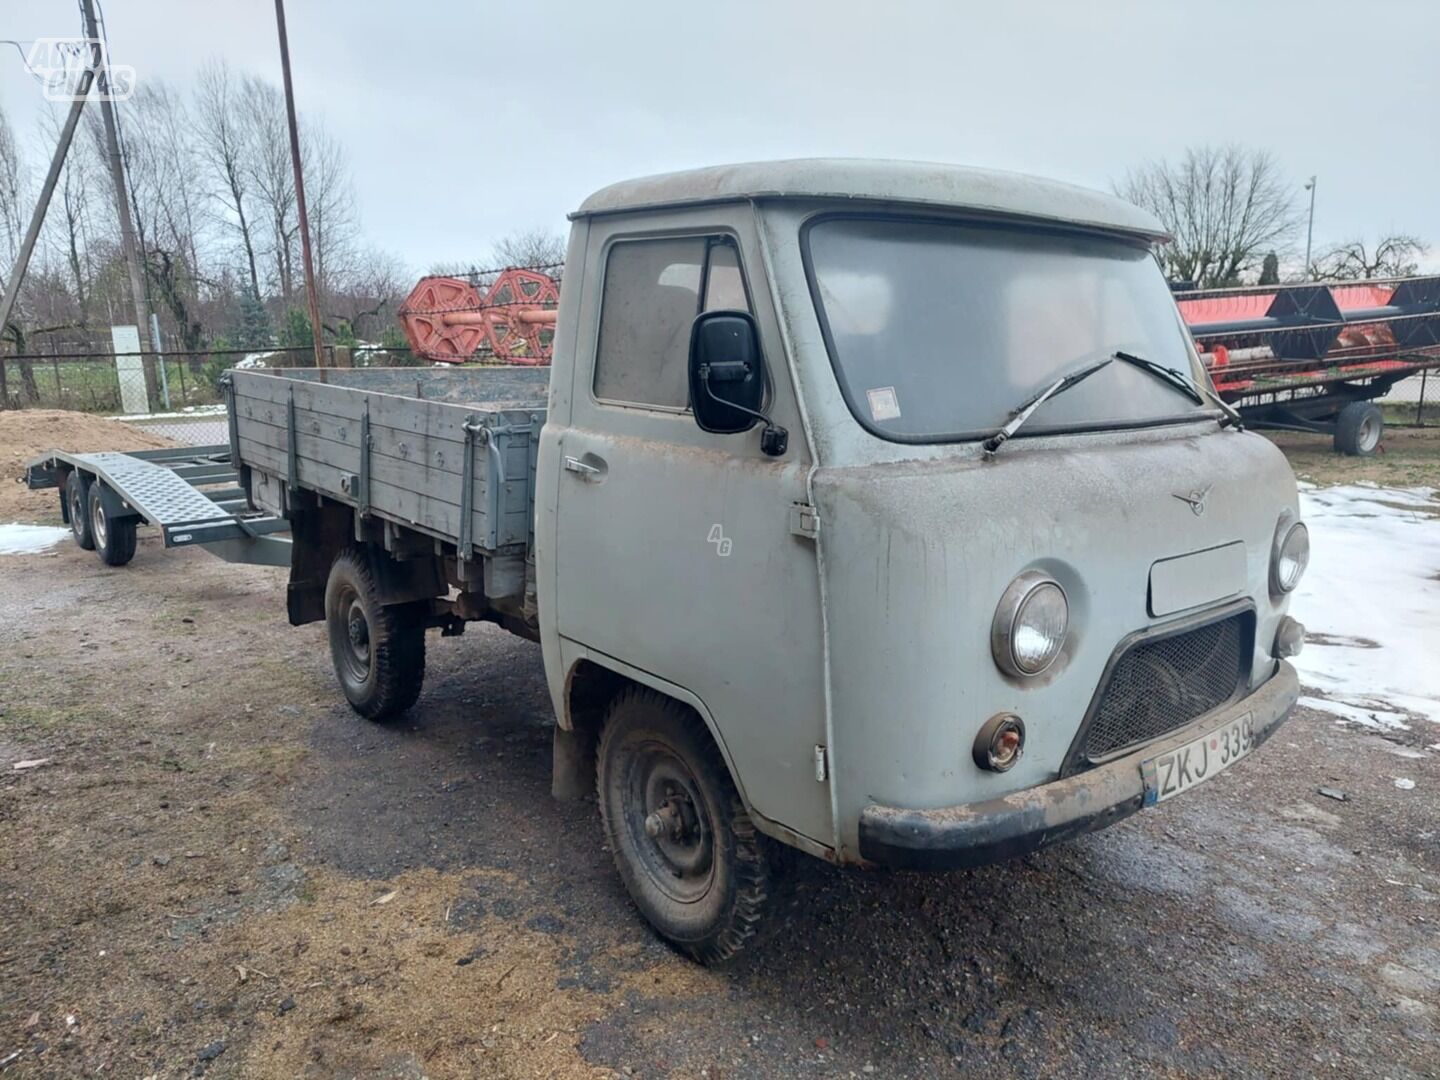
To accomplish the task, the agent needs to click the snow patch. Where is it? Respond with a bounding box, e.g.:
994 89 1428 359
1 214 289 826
1297 696 1409 731
1293 484 1440 727
0 523 71 555
113 404 228 421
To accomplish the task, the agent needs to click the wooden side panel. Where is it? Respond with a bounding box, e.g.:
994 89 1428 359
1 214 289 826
230 369 541 554
260 365 549 406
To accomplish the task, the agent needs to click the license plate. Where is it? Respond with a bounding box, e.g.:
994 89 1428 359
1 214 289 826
1141 713 1254 806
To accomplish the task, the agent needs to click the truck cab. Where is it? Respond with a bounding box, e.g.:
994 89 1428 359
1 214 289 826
536 161 1303 957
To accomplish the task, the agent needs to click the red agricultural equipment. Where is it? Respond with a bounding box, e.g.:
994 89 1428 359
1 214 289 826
1176 276 1440 454
398 267 560 364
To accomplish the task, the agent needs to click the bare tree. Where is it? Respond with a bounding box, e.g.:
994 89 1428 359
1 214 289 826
106 82 212 353
1312 234 1428 281
239 75 297 302
1115 146 1299 288
0 61 409 398
487 227 566 270
0 104 26 271
327 246 408 341
36 105 98 321
301 121 358 306
195 60 263 302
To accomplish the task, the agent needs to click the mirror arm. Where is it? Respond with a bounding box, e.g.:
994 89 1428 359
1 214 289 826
699 366 789 457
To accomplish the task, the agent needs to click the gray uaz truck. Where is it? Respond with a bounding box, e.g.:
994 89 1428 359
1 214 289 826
39 160 1311 962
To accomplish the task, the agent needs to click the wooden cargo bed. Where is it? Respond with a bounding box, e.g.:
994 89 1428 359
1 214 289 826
226 366 548 557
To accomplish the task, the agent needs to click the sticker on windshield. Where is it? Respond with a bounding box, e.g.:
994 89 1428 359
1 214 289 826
867 386 901 421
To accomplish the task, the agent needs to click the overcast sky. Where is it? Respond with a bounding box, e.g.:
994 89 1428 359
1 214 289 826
2 0 1437 274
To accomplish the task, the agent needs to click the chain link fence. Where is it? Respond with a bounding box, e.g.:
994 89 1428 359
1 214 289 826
1378 370 1437 424
0 343 430 415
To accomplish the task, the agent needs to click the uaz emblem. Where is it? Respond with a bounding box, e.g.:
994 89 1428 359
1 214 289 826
1172 485 1212 516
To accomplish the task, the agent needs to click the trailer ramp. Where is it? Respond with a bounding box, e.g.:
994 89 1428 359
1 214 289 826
23 444 290 567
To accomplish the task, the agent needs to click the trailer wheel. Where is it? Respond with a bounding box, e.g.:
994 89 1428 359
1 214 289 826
1335 402 1383 456
66 471 95 550
87 482 137 566
324 549 425 720
597 689 771 964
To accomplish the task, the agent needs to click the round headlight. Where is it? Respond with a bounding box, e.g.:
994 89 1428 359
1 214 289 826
1271 520 1309 595
992 571 1069 677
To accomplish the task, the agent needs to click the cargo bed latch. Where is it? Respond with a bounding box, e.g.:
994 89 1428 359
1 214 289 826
789 502 820 540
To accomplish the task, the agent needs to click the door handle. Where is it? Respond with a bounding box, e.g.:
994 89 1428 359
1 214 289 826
563 454 604 480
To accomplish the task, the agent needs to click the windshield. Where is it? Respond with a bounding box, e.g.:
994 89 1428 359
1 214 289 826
804 216 1210 443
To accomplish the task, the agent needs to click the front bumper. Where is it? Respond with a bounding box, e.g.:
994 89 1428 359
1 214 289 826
858 661 1300 870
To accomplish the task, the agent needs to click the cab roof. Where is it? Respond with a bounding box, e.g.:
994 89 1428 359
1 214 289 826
573 158 1169 242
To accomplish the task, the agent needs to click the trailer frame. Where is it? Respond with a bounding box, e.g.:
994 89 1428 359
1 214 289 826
23 443 291 566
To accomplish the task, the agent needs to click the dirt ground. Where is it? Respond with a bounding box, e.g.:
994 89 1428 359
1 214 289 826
1 418 1438 1078
0 411 175 522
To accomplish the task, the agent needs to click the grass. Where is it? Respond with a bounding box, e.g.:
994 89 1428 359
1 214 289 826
1 357 224 413
1267 423 1440 488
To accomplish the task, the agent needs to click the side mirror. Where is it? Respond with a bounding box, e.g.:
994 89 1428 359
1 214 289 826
688 310 789 455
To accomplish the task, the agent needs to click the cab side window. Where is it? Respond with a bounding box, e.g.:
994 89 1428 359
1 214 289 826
594 236 750 409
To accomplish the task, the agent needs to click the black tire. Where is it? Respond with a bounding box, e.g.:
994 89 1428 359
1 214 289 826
66 471 95 550
597 689 771 964
87 482 137 566
1335 402 1383 457
324 548 425 720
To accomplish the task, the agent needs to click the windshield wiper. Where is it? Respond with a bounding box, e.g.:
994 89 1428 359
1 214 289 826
1113 350 1244 430
981 355 1114 458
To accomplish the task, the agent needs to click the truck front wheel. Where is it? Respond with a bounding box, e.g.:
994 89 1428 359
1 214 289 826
324 549 425 720
597 689 771 964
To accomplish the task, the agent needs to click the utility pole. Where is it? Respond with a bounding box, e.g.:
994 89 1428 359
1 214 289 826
80 0 158 407
1303 176 1317 278
273 0 327 368
0 48 96 351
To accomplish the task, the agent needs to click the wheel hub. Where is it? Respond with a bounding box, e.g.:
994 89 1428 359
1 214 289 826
332 589 372 686
630 751 714 903
91 497 107 546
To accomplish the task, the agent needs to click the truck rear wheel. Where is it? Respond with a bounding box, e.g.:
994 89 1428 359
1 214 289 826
597 689 771 964
324 549 425 720
87 482 137 566
66 472 95 550
1335 401 1383 456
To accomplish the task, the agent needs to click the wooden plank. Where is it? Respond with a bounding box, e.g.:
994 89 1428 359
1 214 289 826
237 427 530 551
263 365 549 405
233 370 545 441
238 434 473 543
235 409 532 535
236 395 534 482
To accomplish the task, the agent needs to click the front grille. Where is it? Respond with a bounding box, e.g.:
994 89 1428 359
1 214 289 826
1081 614 1246 763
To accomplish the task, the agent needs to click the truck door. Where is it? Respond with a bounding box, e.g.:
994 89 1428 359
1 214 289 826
549 210 832 851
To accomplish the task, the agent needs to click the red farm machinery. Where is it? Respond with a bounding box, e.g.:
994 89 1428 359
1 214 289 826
1176 276 1440 454
398 266 561 364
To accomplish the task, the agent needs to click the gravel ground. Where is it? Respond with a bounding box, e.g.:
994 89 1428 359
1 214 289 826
2 535 1438 1078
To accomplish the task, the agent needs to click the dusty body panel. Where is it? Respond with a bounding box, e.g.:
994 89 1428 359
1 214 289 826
807 422 1298 859
539 202 833 849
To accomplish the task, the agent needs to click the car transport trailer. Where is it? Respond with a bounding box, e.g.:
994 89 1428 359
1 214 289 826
23 441 291 567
